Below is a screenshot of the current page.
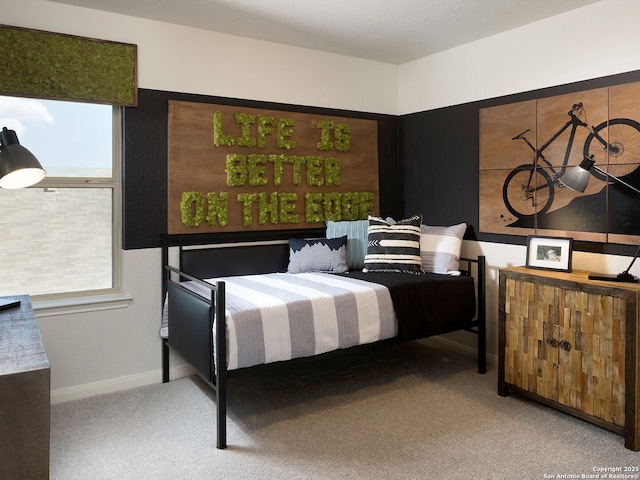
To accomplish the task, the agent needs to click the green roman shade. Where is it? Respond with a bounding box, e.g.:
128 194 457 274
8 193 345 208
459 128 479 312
0 24 137 106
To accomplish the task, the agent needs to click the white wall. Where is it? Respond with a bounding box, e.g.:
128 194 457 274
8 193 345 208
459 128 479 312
399 0 640 360
3 0 398 114
398 0 640 114
1 0 398 402
3 0 639 400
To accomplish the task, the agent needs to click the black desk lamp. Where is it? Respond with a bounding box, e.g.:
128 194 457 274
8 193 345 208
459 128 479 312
0 127 47 189
0 126 47 311
559 156 639 283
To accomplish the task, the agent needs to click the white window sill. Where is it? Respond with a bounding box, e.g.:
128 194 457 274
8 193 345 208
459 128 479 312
32 292 133 317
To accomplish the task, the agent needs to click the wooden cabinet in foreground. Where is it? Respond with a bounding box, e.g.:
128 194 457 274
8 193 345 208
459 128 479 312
0 295 50 479
498 266 640 450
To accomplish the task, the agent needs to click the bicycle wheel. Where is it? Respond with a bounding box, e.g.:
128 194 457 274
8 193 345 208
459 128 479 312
583 118 640 182
503 164 554 218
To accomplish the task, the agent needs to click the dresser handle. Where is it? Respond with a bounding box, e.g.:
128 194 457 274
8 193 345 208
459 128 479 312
559 340 572 352
546 337 558 348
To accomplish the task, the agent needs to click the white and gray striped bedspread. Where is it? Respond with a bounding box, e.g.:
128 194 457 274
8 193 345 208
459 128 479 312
164 272 397 371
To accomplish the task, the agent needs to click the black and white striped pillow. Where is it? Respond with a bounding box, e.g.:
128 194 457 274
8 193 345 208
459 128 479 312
363 215 423 273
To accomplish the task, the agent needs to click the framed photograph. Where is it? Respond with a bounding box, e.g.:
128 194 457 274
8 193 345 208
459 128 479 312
526 236 573 272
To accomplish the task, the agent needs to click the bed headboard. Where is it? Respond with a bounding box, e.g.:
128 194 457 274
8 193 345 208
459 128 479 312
181 242 291 279
162 228 323 280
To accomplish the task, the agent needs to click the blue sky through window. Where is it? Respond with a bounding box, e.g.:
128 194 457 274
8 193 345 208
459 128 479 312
0 96 112 177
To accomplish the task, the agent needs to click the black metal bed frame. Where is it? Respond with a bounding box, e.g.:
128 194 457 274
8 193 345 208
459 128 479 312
160 234 486 449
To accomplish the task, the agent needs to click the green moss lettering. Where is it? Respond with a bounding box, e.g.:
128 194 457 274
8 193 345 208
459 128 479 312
235 112 256 147
277 118 296 150
304 193 323 223
341 193 360 221
287 156 306 186
323 192 342 222
269 154 286 186
248 154 268 187
334 122 351 152
279 193 298 223
237 193 257 227
358 192 375 218
258 192 278 225
226 154 247 187
206 192 229 227
306 156 324 186
316 120 334 151
257 115 275 148
213 111 235 147
324 157 341 186
180 191 205 227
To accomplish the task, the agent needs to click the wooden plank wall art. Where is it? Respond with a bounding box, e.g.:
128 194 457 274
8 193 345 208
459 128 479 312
479 82 640 245
168 101 379 234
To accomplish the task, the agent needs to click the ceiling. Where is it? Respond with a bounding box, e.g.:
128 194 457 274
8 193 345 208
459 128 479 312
47 0 602 64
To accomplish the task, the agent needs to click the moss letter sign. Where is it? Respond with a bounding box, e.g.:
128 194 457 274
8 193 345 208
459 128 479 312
168 101 379 234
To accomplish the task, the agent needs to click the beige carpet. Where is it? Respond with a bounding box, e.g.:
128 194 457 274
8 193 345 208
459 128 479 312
51 339 640 479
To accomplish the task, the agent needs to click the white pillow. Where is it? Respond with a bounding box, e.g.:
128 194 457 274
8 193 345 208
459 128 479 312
420 223 466 274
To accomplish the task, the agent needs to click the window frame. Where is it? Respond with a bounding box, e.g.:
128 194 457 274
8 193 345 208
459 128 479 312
25 107 131 316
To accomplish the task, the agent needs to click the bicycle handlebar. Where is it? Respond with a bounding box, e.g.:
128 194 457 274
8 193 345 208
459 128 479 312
511 129 530 141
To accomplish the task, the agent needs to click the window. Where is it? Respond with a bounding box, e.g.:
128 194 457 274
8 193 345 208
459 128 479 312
0 96 121 300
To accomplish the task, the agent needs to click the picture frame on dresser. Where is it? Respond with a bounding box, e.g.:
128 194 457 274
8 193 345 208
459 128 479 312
525 235 573 272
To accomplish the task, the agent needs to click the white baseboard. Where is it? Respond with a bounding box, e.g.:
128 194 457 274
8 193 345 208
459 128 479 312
50 364 195 404
51 338 496 404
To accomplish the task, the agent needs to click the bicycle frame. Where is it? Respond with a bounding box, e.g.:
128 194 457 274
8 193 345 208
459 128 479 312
503 102 640 220
513 105 590 179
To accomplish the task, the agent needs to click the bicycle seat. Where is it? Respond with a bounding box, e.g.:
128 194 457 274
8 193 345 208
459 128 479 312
511 129 530 140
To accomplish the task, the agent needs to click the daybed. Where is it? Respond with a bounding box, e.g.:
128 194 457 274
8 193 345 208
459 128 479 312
161 217 486 449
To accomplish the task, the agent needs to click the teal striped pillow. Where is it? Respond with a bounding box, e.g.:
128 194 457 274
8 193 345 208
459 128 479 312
325 219 369 270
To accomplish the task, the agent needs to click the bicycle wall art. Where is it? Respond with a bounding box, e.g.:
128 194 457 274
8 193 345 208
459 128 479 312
479 82 640 245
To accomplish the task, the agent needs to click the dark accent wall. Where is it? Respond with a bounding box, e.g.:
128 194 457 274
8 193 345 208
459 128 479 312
401 70 640 255
402 103 481 239
124 71 640 254
123 89 402 250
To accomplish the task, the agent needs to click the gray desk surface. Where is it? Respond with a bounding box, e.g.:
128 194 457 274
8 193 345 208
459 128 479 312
0 295 49 377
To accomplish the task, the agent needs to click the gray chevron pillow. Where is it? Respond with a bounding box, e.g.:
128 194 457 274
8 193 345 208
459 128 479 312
363 215 422 273
287 236 348 273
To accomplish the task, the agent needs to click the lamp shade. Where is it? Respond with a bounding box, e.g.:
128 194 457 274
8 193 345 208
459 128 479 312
0 127 46 189
559 157 596 193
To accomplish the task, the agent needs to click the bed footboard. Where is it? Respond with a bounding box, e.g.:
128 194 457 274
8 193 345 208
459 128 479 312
162 266 228 449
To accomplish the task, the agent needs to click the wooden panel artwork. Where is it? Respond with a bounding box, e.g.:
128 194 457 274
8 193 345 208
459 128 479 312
167 101 379 234
480 82 640 243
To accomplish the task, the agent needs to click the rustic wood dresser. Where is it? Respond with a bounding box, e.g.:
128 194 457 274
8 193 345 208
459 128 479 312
498 266 640 450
